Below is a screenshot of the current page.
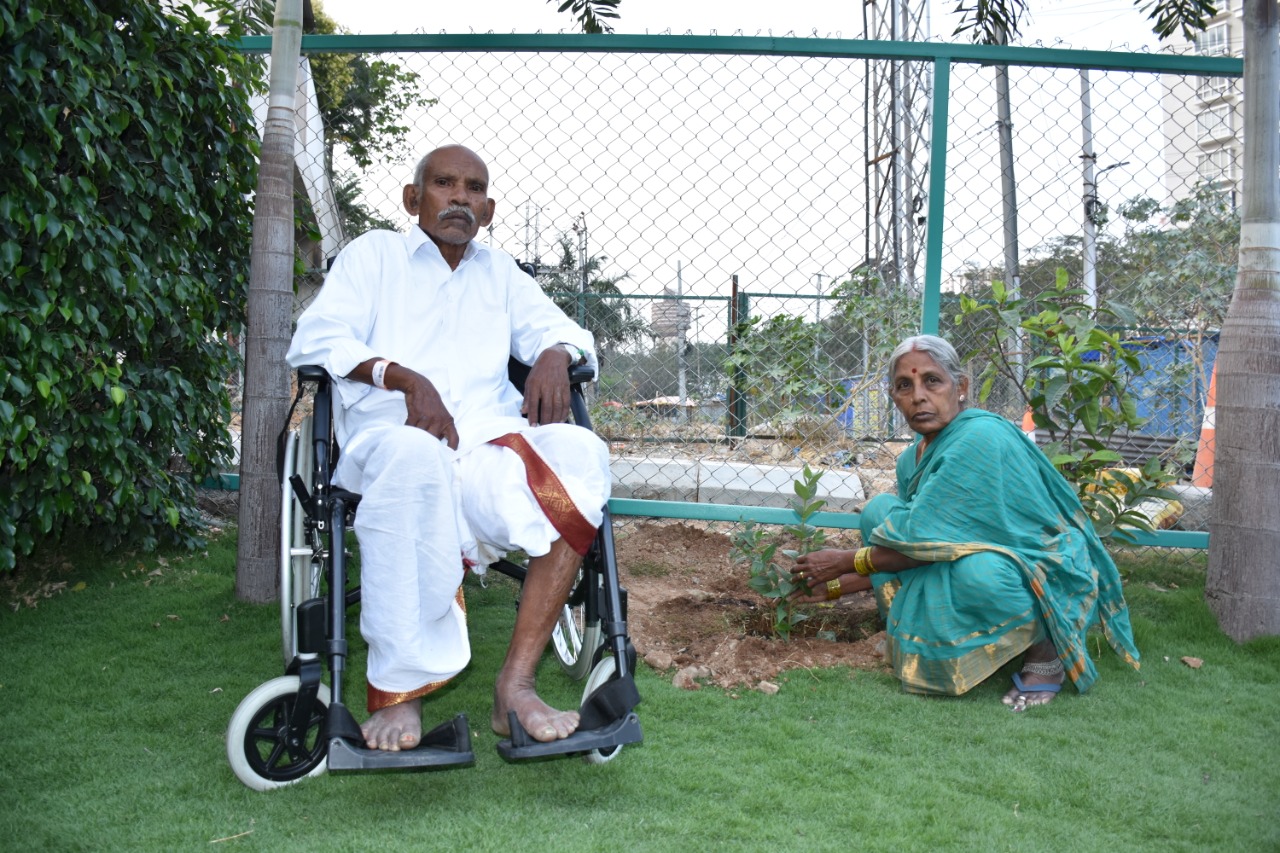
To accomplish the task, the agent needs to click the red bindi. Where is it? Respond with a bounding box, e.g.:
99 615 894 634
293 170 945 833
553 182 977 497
911 368 917 374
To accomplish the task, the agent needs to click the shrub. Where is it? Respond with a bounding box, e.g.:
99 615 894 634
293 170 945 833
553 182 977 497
0 1 259 569
956 270 1180 539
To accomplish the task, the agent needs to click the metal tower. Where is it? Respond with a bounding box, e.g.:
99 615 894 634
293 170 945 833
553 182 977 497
862 0 932 293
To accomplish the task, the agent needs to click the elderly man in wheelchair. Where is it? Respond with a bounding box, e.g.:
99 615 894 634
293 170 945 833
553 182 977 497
229 144 638 787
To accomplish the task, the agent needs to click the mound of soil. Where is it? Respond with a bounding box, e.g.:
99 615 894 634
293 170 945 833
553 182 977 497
614 521 890 691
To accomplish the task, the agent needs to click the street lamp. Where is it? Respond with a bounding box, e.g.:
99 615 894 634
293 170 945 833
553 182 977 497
1082 160 1128 309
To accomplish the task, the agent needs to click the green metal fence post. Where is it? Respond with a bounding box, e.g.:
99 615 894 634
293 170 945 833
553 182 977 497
727 275 748 438
921 56 951 336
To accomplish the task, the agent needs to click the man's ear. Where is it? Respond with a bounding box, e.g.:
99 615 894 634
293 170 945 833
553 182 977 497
402 184 420 214
478 199 495 228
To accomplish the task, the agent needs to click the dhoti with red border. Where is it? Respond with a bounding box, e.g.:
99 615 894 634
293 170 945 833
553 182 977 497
333 421 609 713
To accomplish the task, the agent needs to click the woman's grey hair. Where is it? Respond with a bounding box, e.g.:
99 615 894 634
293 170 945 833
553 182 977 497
887 335 966 384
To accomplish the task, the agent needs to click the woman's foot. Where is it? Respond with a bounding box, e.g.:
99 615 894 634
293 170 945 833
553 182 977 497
1002 643 1065 712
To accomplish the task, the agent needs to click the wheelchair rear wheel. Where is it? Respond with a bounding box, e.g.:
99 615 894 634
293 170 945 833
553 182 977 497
551 571 603 680
280 419 323 667
227 676 331 791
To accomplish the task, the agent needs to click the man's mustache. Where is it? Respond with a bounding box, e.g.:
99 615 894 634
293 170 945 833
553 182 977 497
438 205 476 225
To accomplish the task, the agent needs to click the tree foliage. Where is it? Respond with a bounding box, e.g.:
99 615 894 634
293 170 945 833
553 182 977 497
548 0 621 34
1113 188 1238 334
307 3 435 171
723 270 921 429
538 235 646 356
951 0 1217 43
724 313 848 423
829 269 923 373
954 187 1238 337
0 1 259 570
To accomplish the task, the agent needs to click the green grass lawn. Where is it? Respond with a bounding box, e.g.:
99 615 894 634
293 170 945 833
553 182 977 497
1 534 1277 852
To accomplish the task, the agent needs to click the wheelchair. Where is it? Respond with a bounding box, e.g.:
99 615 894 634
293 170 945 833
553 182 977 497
226 358 642 791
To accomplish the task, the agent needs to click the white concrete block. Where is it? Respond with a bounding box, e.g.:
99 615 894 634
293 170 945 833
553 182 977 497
1169 484 1212 532
697 460 865 510
609 456 699 502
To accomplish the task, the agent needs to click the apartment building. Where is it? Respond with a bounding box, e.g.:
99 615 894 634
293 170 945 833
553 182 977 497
1161 1 1245 205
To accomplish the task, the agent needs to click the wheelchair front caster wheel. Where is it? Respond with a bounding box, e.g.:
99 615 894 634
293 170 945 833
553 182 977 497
581 658 624 765
227 676 331 791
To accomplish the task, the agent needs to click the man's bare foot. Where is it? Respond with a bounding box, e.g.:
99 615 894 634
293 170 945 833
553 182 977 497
361 698 422 751
492 680 579 742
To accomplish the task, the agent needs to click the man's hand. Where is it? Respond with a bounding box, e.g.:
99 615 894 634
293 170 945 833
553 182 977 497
521 346 574 427
348 359 458 449
399 369 459 449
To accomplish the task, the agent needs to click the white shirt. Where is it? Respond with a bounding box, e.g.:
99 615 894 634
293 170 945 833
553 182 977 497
286 226 597 454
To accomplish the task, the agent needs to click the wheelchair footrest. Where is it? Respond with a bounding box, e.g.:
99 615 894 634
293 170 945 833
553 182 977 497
328 713 475 772
496 708 643 761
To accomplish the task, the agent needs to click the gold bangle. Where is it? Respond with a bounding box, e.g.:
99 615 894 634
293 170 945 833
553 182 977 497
825 578 842 601
854 547 876 576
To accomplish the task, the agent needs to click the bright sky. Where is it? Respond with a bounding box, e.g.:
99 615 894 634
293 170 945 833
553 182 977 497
314 0 1167 50
302 0 1181 308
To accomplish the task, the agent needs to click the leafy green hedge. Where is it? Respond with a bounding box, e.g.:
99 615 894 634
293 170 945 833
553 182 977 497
0 1 259 570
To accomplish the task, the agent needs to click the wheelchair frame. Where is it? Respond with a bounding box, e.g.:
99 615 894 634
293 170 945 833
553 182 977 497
226 362 642 791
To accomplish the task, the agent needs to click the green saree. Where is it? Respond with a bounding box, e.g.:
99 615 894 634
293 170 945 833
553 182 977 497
860 409 1141 696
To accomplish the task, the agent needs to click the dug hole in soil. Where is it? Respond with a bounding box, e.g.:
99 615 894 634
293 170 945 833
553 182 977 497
616 520 890 693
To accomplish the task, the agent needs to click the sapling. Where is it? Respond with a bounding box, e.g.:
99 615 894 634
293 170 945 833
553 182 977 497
733 464 828 640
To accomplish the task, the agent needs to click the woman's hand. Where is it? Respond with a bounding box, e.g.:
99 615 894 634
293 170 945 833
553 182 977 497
790 549 856 588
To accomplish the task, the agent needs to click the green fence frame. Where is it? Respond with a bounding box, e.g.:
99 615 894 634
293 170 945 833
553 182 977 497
236 32 1239 549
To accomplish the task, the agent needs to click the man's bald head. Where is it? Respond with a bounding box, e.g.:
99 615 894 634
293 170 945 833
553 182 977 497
402 145 496 263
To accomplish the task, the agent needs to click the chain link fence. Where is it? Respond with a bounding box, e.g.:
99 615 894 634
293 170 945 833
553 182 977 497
260 34 1240 554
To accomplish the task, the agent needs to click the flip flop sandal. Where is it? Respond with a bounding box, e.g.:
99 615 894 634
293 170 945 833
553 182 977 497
1011 672 1063 694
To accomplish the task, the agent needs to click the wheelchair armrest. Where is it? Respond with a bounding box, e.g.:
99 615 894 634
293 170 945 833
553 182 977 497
296 364 331 386
507 357 595 394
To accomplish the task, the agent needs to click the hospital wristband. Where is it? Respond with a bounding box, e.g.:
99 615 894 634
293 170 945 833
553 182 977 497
558 343 586 365
371 359 394 390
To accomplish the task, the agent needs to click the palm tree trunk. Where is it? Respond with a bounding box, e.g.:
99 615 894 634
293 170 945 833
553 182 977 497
236 0 303 603
1205 0 1280 640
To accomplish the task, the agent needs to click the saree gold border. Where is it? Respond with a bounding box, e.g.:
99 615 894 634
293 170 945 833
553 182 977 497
873 538 1107 690
366 586 467 713
889 604 1039 648
490 433 596 556
893 622 1041 696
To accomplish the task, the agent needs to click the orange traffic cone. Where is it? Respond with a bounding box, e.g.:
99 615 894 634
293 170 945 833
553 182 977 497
1192 365 1217 487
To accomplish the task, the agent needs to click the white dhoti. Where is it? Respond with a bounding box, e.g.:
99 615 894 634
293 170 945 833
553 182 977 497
333 420 610 711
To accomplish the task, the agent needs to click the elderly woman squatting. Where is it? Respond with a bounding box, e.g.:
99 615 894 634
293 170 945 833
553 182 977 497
791 335 1141 711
